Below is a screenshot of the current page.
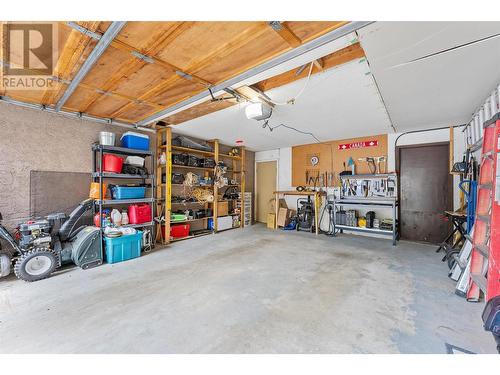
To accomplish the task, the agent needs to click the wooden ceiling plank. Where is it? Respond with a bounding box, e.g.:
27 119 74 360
41 21 101 105
81 22 194 112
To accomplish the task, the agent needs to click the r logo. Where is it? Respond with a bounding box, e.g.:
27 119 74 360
3 23 53 75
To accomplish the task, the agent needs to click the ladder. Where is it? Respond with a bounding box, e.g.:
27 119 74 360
467 115 500 302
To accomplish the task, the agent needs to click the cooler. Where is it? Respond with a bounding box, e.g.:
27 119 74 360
120 131 150 150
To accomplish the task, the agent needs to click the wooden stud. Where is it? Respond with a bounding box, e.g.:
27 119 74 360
240 147 246 228
213 139 219 232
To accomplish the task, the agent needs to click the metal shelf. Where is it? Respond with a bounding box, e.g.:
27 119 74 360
95 198 155 205
92 172 154 179
92 143 153 156
339 173 396 179
335 199 397 207
335 224 394 235
100 222 154 230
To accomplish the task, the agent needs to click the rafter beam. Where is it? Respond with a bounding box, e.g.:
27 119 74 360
268 21 326 73
55 21 127 111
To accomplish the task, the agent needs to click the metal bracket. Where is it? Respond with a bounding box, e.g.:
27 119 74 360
268 21 283 31
131 51 154 64
176 70 193 80
66 22 102 41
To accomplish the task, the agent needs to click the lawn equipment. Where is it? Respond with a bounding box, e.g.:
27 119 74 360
0 199 102 282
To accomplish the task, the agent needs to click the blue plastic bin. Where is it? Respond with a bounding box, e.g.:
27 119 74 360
120 131 150 150
104 231 143 264
111 186 146 200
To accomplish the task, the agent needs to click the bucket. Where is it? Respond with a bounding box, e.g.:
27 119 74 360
99 131 116 146
89 182 107 199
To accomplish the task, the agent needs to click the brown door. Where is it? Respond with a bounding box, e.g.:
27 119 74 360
256 161 277 223
398 143 453 243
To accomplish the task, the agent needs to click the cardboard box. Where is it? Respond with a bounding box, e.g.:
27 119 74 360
278 198 288 209
217 201 229 217
267 213 276 229
277 208 296 227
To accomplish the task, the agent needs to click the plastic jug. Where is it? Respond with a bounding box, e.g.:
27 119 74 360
121 210 129 225
111 209 122 226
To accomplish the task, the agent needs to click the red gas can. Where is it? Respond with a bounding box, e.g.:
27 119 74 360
128 204 152 224
102 154 123 173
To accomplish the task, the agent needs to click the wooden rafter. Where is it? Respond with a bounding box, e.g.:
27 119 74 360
41 21 103 105
268 21 326 74
255 42 365 92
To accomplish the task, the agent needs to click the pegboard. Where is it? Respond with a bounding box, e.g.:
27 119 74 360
291 134 388 187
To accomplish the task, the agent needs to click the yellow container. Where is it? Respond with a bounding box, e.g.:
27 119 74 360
267 213 276 229
358 217 367 228
89 182 107 199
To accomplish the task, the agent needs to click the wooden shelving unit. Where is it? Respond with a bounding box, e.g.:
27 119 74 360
156 128 246 245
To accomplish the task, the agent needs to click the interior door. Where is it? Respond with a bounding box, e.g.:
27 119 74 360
256 161 277 223
398 143 453 243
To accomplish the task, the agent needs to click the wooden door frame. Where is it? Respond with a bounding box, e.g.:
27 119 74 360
395 141 453 240
255 159 278 223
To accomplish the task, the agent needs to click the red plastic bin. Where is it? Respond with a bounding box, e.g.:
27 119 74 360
128 204 152 224
170 224 190 238
103 154 123 173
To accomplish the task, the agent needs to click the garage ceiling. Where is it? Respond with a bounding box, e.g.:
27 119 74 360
358 21 500 131
0 21 349 124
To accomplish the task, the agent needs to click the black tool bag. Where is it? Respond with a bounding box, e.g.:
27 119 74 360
172 153 188 166
187 155 202 167
202 158 216 168
172 173 185 184
122 164 149 177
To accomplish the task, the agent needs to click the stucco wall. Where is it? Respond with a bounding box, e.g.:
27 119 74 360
0 102 149 230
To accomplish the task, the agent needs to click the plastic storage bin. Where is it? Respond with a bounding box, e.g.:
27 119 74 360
104 231 143 264
110 185 146 200
128 204 152 224
120 131 150 150
102 154 123 173
170 224 190 238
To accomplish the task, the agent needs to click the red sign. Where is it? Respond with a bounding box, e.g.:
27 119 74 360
338 140 378 150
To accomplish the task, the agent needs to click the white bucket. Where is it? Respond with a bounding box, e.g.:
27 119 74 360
99 131 116 146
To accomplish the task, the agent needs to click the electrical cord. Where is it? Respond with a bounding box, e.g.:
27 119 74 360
265 62 314 106
262 119 321 143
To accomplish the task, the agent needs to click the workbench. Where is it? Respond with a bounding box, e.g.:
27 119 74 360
273 190 325 235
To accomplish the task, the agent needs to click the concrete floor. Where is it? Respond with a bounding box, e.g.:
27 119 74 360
0 224 496 353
